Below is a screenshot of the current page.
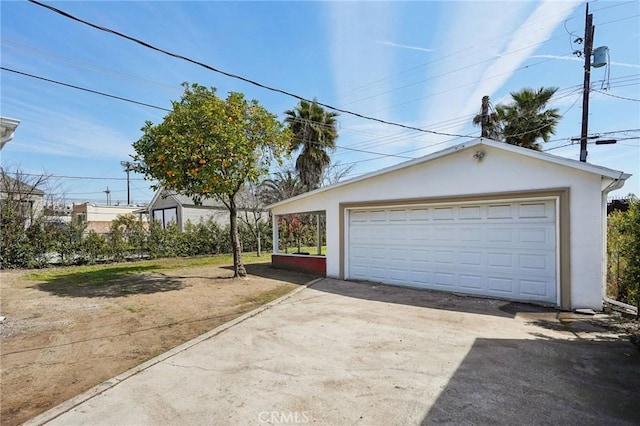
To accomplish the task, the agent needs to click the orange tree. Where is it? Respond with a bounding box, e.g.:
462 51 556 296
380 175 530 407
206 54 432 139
132 83 290 277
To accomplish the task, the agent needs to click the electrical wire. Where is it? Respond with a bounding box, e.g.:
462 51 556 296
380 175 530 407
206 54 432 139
329 2 612 103
27 0 471 139
18 172 147 181
594 90 640 102
1 67 172 112
2 66 423 162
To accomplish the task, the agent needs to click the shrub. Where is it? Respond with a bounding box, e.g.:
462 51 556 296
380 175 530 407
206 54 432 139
607 196 640 311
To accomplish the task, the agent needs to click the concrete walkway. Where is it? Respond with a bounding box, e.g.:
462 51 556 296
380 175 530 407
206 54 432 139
28 278 640 425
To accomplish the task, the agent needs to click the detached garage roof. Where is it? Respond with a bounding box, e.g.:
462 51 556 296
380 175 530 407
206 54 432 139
268 138 630 210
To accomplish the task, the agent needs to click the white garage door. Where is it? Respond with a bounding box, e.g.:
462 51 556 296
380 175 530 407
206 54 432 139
348 199 557 304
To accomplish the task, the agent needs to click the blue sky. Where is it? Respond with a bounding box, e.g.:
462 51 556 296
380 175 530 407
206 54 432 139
1 0 638 205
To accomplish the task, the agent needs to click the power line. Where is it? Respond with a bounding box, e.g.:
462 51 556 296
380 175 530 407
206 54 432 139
1 67 172 112
27 0 471 140
594 90 640 102
19 172 148 181
4 66 416 162
329 2 611 104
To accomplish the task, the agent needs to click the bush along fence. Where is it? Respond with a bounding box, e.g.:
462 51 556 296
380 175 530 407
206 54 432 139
0 214 273 269
607 196 640 313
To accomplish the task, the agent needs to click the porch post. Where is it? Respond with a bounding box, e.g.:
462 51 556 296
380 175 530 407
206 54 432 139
316 214 321 255
272 214 279 254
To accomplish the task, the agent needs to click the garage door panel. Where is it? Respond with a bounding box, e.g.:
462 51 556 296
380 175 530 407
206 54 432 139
434 250 455 265
460 274 483 289
520 279 550 297
459 251 483 266
459 205 482 219
519 253 550 271
348 199 557 304
434 207 455 220
519 227 553 246
433 271 456 286
369 210 387 221
370 247 386 260
410 249 431 263
460 227 483 242
519 202 550 218
487 204 513 219
389 268 408 281
370 267 387 280
487 228 514 243
409 270 431 284
433 227 455 241
487 277 515 293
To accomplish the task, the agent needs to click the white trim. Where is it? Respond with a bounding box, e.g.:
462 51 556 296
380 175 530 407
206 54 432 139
554 195 561 306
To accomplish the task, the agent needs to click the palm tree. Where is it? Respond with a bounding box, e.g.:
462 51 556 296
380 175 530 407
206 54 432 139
259 168 305 206
472 88 561 151
284 99 339 191
500 87 561 150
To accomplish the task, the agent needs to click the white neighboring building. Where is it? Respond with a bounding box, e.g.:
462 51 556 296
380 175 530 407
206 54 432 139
72 203 148 234
146 188 267 231
0 173 45 228
146 189 228 231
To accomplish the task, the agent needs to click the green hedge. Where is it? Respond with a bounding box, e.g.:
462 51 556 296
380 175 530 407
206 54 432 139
607 196 640 309
0 214 273 269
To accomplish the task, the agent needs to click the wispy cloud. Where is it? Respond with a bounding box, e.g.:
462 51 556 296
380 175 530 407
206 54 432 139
376 40 434 53
327 2 396 116
4 98 136 160
417 2 533 148
457 0 583 130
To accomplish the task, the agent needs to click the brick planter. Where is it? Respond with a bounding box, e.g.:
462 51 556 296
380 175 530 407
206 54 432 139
271 254 326 275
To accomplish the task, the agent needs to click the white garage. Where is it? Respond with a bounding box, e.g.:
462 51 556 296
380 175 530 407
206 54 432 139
269 138 630 311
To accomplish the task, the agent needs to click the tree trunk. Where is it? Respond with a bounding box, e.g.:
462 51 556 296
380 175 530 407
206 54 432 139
229 197 247 278
256 220 262 257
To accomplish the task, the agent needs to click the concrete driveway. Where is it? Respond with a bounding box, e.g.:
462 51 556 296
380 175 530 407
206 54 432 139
29 278 639 425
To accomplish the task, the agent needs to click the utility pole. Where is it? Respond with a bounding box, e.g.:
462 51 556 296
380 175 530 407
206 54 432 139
580 3 594 162
104 186 111 206
120 161 132 205
480 95 489 138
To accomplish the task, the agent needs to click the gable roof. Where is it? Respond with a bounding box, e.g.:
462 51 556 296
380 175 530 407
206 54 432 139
148 188 226 209
0 172 45 197
267 138 631 209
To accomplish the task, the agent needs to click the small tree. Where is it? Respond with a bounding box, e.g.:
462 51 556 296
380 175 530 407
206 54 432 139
133 83 290 277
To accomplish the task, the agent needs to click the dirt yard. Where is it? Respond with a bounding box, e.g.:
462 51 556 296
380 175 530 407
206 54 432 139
0 261 317 426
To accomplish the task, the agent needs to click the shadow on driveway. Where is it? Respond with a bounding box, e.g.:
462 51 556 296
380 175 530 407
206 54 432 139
309 278 558 319
229 262 323 285
422 336 640 425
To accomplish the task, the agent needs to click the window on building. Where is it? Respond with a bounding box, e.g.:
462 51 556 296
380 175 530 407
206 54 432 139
152 207 177 229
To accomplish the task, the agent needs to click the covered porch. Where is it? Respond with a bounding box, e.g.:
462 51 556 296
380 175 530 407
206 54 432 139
271 210 326 276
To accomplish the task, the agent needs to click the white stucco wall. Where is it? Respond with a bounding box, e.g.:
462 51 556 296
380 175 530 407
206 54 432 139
271 142 627 310
181 206 228 228
84 204 140 222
